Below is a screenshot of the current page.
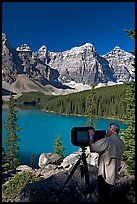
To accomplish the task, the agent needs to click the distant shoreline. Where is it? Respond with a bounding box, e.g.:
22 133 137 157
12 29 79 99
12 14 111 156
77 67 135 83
2 104 126 123
41 109 126 123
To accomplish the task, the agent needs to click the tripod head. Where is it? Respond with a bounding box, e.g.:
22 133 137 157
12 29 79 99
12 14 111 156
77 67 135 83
79 146 88 159
80 146 87 152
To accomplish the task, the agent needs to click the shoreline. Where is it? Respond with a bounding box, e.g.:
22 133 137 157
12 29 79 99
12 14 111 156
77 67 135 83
42 109 126 123
2 103 126 123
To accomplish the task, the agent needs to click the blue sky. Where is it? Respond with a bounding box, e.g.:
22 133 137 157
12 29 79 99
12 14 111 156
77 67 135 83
2 2 135 55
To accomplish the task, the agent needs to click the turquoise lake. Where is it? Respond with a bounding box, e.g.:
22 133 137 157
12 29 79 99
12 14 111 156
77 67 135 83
2 109 127 166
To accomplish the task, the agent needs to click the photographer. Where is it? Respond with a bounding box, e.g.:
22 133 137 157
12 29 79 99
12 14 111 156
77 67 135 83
89 123 125 203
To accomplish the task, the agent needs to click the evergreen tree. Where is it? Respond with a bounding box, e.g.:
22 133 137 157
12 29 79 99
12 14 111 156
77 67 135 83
2 146 10 172
30 153 35 169
85 84 96 127
4 93 21 169
54 134 65 160
122 29 135 174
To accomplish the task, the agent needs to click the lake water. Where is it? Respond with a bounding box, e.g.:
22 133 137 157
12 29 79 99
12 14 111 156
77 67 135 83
2 109 127 167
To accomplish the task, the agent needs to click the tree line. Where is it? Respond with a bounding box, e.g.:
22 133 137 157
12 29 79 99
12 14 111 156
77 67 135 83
43 84 126 120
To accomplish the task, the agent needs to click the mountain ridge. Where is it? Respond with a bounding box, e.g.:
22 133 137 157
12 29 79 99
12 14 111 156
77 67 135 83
2 33 135 98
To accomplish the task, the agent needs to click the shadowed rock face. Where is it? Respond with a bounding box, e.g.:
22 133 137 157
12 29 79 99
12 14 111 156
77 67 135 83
14 166 135 203
15 165 98 202
2 33 135 94
2 150 134 203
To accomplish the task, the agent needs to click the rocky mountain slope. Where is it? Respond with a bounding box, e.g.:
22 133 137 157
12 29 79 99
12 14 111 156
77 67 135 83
2 33 135 97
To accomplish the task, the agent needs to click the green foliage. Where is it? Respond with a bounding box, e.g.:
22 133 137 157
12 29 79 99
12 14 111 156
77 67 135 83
15 92 54 108
2 147 6 164
85 85 96 127
4 93 21 169
2 163 11 173
2 171 41 200
122 29 135 175
122 82 135 175
2 147 10 172
44 84 126 119
124 29 135 39
15 85 127 120
54 134 66 160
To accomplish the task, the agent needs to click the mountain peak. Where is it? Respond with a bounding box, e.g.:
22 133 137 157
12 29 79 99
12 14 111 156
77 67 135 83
2 33 7 45
38 45 48 51
69 42 95 54
84 42 94 47
16 44 32 52
2 33 7 39
113 46 122 50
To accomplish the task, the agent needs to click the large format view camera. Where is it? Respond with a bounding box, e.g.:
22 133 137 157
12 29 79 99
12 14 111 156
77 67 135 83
71 127 106 147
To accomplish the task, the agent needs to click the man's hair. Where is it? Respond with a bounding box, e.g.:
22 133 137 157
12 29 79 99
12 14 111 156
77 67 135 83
89 126 96 132
109 123 120 134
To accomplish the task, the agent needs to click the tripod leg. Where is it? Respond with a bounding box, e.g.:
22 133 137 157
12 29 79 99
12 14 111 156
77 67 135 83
82 154 93 201
61 158 81 190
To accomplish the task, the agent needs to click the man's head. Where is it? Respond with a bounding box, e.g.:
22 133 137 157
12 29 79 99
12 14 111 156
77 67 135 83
88 127 95 136
107 123 120 137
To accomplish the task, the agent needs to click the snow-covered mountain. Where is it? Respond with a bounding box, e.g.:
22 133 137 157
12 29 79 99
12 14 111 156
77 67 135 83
2 33 135 97
102 46 135 82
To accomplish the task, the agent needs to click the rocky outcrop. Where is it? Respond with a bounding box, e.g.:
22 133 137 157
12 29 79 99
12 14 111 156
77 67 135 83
15 164 98 202
2 33 24 83
38 153 63 168
2 149 133 202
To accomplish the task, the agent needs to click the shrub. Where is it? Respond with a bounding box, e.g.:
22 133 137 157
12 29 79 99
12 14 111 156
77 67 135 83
2 171 41 201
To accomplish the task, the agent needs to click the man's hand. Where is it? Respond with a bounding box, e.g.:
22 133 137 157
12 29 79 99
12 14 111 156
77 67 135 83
88 129 95 152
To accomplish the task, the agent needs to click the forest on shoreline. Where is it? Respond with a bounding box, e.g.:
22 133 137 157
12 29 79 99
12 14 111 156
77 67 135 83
12 84 126 121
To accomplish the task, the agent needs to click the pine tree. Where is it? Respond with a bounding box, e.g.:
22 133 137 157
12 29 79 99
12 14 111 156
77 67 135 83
4 93 21 169
85 84 96 127
54 134 65 160
2 146 10 172
122 29 135 174
30 153 35 169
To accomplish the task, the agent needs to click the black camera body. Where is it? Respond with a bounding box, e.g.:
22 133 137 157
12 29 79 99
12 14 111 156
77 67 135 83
71 127 106 147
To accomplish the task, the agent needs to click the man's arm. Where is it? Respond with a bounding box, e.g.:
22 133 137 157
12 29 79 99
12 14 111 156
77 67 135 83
89 138 109 153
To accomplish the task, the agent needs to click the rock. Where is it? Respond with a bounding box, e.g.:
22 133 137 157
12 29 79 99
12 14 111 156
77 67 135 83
38 149 99 172
16 44 32 52
2 169 17 184
14 167 135 203
34 168 42 177
38 153 62 168
48 153 63 165
103 46 135 82
2 156 135 202
86 152 99 167
38 153 50 168
15 164 98 202
60 152 80 169
16 165 32 172
111 175 135 202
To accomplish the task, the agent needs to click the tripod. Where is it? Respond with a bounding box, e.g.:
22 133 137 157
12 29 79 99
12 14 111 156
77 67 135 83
61 146 93 202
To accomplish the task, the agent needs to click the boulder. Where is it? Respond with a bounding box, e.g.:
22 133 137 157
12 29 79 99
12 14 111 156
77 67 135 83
16 165 32 172
38 153 62 168
60 152 80 169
